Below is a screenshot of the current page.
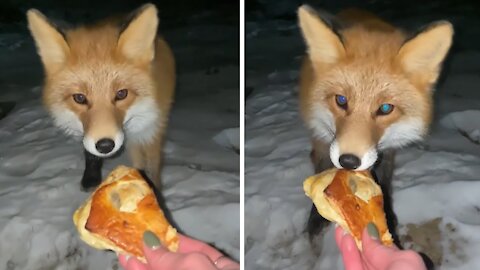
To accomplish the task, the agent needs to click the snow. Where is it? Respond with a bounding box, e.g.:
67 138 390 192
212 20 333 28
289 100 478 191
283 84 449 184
245 3 480 270
0 5 239 270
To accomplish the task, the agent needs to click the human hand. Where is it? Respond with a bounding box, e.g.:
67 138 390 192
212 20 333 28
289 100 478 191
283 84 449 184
335 224 426 270
118 231 240 270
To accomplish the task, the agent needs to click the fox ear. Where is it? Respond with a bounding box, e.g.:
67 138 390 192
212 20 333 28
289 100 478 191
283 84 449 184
397 21 453 86
298 5 345 68
27 9 69 72
117 3 159 64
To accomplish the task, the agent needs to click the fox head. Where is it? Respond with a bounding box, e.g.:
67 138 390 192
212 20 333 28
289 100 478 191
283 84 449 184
298 6 454 170
27 4 161 157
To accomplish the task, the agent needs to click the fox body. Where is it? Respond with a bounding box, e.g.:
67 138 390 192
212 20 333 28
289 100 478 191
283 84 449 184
27 4 175 189
297 5 453 258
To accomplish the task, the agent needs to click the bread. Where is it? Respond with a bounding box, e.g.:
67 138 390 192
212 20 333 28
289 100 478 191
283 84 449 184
73 165 179 261
303 168 393 248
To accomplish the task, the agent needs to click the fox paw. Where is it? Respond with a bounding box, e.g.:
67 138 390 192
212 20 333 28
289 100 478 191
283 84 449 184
80 171 102 191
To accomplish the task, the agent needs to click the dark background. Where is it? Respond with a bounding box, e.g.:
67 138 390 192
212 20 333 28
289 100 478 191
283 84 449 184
0 0 238 27
246 0 480 52
246 0 480 21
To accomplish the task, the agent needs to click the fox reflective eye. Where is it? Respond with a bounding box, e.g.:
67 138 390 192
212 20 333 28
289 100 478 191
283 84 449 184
115 89 128 101
335 95 348 110
72 93 87 104
378 103 394 115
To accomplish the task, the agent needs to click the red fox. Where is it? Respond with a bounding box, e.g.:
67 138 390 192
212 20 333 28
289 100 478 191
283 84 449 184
26 4 175 190
297 4 453 262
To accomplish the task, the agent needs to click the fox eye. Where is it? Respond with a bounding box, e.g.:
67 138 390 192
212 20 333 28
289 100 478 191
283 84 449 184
72 93 87 105
115 89 128 101
335 95 348 110
377 103 394 115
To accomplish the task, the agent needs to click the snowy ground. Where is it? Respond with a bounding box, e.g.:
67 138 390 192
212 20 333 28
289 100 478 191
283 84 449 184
245 4 480 270
0 4 239 270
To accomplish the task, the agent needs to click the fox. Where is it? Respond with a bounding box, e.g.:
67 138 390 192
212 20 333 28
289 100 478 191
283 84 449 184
297 4 453 263
26 3 175 190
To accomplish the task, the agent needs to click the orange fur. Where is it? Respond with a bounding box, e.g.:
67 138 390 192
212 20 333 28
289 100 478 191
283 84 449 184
298 5 453 169
27 4 175 187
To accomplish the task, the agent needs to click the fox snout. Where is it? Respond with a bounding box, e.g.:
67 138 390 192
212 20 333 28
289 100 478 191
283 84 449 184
329 118 379 171
95 138 116 154
83 129 125 157
338 153 361 169
83 133 124 157
330 140 378 170
82 108 125 157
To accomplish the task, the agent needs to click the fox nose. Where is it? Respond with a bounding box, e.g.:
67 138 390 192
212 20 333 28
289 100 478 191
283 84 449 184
95 138 115 154
339 154 361 170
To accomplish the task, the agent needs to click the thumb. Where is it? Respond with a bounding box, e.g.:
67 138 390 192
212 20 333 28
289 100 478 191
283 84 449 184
361 223 399 268
142 231 183 268
361 225 426 270
335 226 364 270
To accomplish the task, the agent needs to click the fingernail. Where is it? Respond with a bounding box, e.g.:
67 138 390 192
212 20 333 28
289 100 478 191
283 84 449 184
143 231 162 249
367 223 379 240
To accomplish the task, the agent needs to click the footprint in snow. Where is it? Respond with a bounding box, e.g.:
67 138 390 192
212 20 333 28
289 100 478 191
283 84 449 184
439 110 480 144
212 127 240 154
0 151 40 176
400 217 467 267
245 135 276 157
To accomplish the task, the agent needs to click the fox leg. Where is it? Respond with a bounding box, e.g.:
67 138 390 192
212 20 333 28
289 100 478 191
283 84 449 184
307 139 334 254
142 134 178 228
371 149 400 246
128 142 157 189
129 143 146 170
143 135 163 190
372 150 434 269
81 150 103 190
128 135 162 189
